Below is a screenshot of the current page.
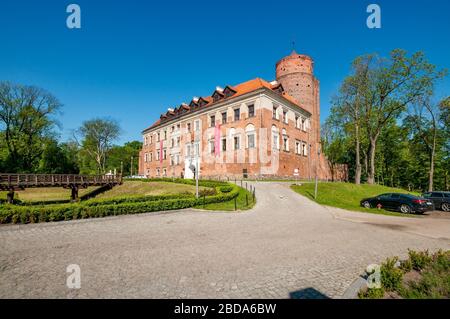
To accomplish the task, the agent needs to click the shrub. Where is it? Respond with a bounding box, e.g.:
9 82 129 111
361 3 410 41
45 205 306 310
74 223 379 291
399 258 413 272
408 249 432 271
218 185 233 193
358 287 385 299
381 257 403 291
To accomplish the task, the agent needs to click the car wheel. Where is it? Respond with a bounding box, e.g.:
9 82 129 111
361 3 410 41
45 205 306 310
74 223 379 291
442 203 450 212
400 204 412 214
362 201 371 209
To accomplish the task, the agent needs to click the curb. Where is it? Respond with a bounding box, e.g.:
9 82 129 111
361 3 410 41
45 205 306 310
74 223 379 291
340 275 367 299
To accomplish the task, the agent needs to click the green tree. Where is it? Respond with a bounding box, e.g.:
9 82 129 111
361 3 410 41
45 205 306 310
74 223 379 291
74 118 121 174
0 82 62 172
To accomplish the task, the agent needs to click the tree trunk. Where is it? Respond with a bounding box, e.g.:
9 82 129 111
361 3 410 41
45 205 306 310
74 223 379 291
354 124 361 185
367 137 377 184
428 134 436 192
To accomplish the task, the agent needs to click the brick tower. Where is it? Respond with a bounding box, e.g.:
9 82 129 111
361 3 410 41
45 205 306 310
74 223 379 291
275 50 321 176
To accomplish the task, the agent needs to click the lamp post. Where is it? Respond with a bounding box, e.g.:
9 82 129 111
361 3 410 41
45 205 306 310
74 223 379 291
130 156 134 177
195 141 199 198
314 145 321 200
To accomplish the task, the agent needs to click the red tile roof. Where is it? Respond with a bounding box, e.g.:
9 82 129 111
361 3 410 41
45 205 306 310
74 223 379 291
143 78 304 132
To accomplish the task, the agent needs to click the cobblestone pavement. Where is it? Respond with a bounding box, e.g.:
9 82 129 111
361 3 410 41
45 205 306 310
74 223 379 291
0 182 449 299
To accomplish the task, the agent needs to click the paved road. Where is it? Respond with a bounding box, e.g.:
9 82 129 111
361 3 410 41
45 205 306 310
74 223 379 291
0 182 449 299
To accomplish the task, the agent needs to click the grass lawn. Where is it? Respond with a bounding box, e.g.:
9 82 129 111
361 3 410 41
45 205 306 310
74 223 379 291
291 182 420 217
196 186 255 211
95 181 208 199
0 187 98 203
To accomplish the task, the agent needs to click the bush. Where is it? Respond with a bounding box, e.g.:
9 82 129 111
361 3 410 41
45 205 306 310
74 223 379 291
381 257 403 291
218 185 233 193
408 249 432 271
399 259 413 272
358 287 385 299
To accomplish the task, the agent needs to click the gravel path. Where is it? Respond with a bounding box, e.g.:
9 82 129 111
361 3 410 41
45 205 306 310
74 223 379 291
0 182 449 299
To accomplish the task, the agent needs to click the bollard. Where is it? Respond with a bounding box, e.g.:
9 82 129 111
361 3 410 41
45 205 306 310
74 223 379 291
234 197 237 211
240 180 243 187
253 188 255 201
246 194 248 206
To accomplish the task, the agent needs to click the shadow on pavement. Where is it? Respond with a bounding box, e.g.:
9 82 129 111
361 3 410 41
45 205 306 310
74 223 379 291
289 287 330 299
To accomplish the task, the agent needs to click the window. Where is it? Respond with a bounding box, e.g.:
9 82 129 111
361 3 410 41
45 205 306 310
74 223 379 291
272 126 279 150
164 130 167 140
163 149 167 160
144 136 148 146
283 110 288 124
222 138 227 151
431 192 443 198
187 123 191 132
222 112 227 124
248 104 255 118
283 136 289 151
163 168 167 176
295 115 300 129
234 108 240 121
150 135 153 144
210 140 215 154
157 132 160 142
156 150 160 161
273 106 278 119
177 136 180 146
302 143 308 156
234 136 240 150
175 154 180 165
171 138 175 148
194 120 200 131
170 156 174 166
156 168 160 176
210 115 215 127
144 153 148 162
150 152 153 162
186 144 191 157
295 141 301 154
247 133 255 149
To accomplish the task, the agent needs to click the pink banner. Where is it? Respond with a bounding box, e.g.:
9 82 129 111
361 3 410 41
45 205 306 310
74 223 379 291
214 123 221 157
160 140 163 163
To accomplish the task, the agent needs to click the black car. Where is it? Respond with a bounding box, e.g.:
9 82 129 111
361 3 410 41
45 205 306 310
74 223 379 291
360 193 434 214
422 191 450 212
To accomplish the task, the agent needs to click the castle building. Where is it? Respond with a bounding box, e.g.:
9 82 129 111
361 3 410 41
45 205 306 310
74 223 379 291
139 51 345 180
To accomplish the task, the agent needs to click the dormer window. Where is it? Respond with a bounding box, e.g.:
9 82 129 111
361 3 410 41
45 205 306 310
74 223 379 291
197 97 209 107
223 86 237 98
212 90 224 103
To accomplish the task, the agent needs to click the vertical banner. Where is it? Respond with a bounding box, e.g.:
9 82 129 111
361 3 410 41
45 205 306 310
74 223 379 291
214 122 221 157
160 140 163 163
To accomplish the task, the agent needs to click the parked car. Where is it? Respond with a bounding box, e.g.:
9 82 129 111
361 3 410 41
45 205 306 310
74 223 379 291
421 191 450 212
360 193 434 214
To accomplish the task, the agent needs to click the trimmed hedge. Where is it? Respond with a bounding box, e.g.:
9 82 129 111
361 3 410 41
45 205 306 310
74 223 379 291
124 177 228 188
0 182 239 224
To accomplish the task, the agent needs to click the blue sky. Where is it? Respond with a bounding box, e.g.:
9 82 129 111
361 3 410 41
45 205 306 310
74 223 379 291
1 0 449 144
